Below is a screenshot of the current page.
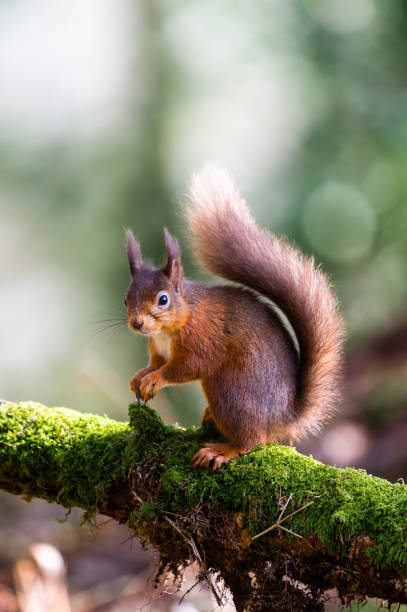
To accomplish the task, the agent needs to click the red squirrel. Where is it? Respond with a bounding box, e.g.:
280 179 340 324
125 165 345 470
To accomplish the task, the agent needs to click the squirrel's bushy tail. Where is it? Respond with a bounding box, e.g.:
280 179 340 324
186 165 345 440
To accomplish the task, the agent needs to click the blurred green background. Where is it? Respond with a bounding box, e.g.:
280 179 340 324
1 1 407 610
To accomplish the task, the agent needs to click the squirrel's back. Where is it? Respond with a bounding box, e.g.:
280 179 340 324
186 165 345 441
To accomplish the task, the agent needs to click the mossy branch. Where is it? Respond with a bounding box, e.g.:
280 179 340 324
1 400 407 610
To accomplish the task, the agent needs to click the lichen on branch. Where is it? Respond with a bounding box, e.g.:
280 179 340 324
1 399 407 610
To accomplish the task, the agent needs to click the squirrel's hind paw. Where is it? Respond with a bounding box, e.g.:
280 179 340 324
193 443 242 471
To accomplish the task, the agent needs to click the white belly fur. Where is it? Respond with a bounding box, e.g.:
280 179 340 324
152 330 172 362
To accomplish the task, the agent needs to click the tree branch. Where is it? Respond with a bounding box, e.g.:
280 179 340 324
1 399 407 611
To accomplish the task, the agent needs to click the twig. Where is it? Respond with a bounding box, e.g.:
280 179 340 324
272 493 302 537
277 493 293 522
252 501 314 541
164 515 187 541
278 525 303 539
178 579 200 605
131 491 143 504
164 516 223 606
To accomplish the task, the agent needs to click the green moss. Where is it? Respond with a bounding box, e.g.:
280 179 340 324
0 401 130 512
1 400 407 572
128 401 166 438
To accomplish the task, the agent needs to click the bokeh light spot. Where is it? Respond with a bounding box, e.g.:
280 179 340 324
303 181 376 263
305 0 375 33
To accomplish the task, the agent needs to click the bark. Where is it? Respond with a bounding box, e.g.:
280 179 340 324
1 399 407 611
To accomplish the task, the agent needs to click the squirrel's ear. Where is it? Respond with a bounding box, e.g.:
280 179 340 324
163 228 183 293
125 229 142 278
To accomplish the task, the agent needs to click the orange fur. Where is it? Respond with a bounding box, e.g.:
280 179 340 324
124 166 345 470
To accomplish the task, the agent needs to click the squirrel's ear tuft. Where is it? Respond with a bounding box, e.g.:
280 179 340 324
163 228 183 293
125 229 142 278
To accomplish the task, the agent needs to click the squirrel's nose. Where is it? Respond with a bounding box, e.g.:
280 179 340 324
131 317 143 330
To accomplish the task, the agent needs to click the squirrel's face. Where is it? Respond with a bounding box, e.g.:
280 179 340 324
125 268 188 335
124 228 188 336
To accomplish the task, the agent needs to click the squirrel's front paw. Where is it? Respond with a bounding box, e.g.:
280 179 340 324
130 368 154 398
138 371 164 402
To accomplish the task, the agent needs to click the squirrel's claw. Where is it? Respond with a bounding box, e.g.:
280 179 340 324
130 367 156 399
137 371 163 402
148 385 155 400
193 443 241 470
193 447 226 470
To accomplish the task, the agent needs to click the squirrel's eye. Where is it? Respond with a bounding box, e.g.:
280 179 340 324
124 299 127 307
158 294 169 307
